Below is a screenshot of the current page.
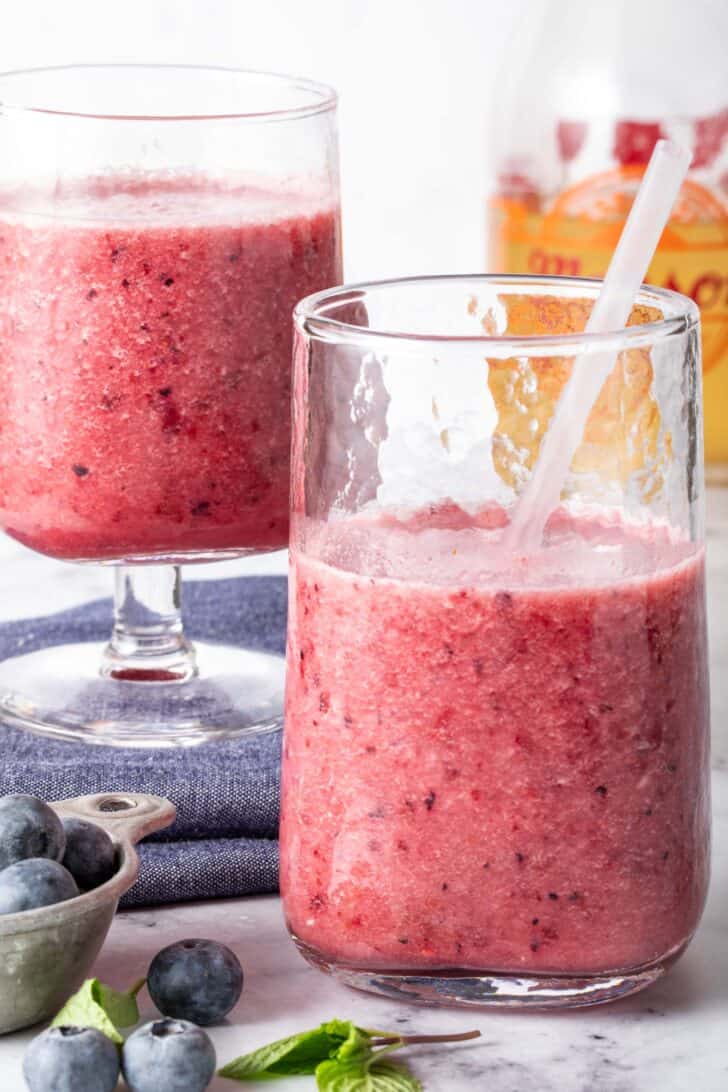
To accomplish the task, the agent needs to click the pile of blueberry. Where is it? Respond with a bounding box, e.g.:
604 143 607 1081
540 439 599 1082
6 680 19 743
24 938 243 1092
0 794 116 913
0 794 244 1091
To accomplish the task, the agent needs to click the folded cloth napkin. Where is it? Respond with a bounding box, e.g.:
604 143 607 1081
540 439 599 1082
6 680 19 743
0 575 286 907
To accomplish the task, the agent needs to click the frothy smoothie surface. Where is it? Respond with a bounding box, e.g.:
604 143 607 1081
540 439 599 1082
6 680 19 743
281 509 710 975
0 177 341 560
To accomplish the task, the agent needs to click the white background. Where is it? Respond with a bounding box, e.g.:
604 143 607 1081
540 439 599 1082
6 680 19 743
0 0 530 280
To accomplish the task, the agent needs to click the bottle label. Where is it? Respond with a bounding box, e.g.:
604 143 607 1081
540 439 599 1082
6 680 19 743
488 167 728 373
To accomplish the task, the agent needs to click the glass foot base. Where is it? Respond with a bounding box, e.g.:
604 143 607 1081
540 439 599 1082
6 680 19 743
0 640 285 747
293 937 681 1010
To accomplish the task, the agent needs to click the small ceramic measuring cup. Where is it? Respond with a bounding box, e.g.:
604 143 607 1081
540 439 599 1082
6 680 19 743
0 791 176 1034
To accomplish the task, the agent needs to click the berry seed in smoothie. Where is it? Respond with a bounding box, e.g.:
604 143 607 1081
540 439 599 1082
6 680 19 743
0 177 341 561
281 509 710 975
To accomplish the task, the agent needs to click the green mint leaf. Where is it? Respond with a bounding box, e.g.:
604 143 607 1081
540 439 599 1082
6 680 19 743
51 979 124 1045
51 977 143 1043
219 1019 477 1085
94 979 143 1028
219 1023 358 1080
316 1056 371 1092
316 1055 421 1091
328 1021 372 1063
367 1060 423 1092
323 1020 359 1038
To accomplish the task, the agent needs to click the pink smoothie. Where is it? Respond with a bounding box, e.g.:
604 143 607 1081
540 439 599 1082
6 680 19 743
280 508 710 975
0 178 340 560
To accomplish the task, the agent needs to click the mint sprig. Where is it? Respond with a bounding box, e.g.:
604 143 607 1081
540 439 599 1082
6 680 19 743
219 1021 479 1089
51 977 145 1044
218 1021 355 1080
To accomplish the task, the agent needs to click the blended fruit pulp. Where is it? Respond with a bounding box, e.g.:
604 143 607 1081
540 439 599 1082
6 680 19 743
0 178 340 560
280 509 710 974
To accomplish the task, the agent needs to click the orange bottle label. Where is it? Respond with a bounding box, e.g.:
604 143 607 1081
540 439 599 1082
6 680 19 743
488 167 728 374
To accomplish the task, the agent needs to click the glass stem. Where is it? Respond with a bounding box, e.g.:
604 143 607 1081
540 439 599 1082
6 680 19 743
101 565 197 682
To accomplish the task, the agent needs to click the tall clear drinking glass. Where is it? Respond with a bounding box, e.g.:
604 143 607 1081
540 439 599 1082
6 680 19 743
281 274 710 1008
0 65 341 746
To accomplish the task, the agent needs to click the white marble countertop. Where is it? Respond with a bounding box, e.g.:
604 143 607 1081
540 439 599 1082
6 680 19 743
0 494 727 1090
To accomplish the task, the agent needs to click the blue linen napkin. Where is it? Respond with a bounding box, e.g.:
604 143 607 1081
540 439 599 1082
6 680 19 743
0 576 287 907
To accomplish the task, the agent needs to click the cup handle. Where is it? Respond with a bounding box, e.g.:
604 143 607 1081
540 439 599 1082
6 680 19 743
51 792 176 845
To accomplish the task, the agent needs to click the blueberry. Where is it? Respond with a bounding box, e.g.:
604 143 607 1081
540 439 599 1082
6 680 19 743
148 938 243 1026
0 794 65 870
23 1026 120 1092
61 818 116 890
0 858 78 914
122 1018 216 1092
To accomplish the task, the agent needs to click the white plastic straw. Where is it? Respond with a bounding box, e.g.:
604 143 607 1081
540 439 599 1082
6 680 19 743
504 139 691 553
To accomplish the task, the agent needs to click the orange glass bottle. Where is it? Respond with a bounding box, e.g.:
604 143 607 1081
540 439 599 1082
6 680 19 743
487 0 728 478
